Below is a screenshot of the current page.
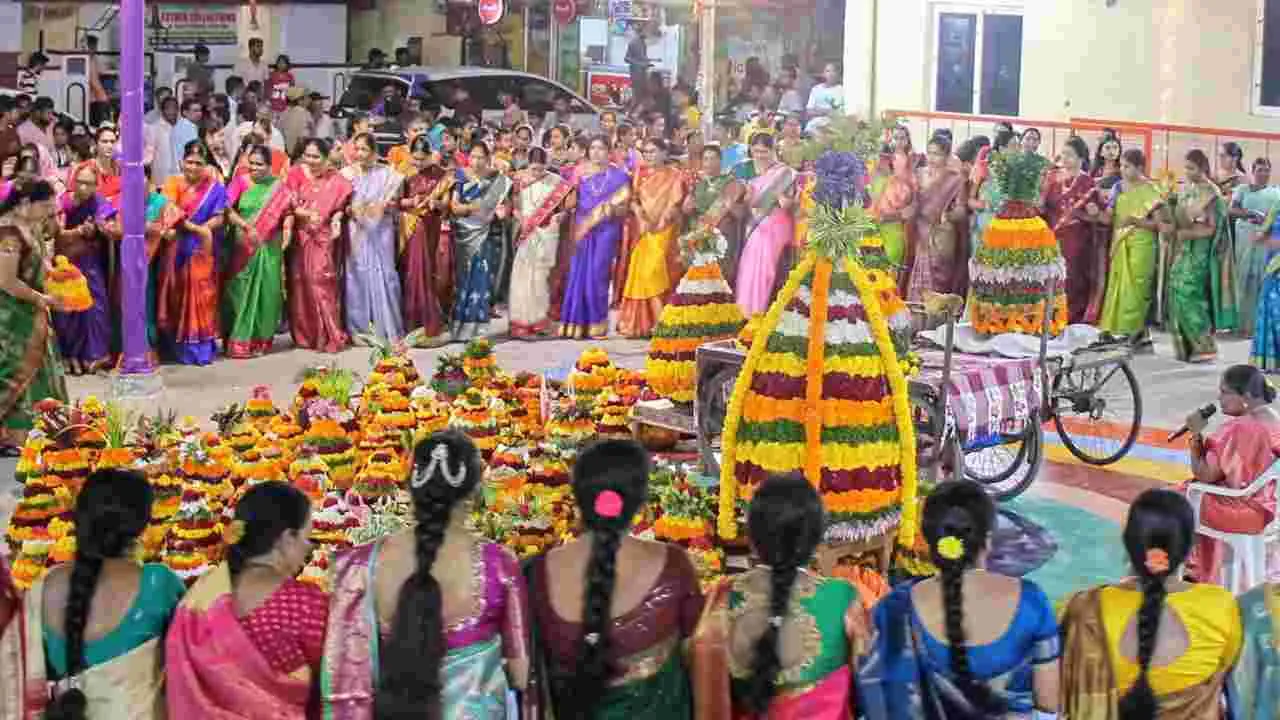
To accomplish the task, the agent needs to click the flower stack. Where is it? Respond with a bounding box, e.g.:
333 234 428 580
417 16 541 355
969 151 1068 336
594 392 632 439
718 148 920 545
7 473 69 588
45 255 94 312
431 353 469 400
164 486 223 584
245 386 278 429
288 446 331 503
567 348 614 405
354 448 407 502
449 389 502 459
410 387 451 439
463 338 499 383
544 399 596 449
646 229 746 403
514 373 544 428
301 493 361 588
527 441 572 488
267 414 304 454
371 389 416 433
302 419 357 490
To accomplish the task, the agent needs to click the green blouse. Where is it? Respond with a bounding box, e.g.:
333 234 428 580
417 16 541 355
44 563 186 678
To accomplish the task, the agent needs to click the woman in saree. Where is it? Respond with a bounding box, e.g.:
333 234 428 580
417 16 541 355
693 476 866 719
1250 210 1280 369
509 147 571 338
168 482 325 717
0 184 66 454
1166 150 1233 363
906 133 968 302
683 145 746 289
285 138 352 354
530 439 703 718
969 131 1016 250
1216 142 1248 198
449 142 512 342
1092 134 1123 191
27 469 185 719
858 480 1060 718
1059 489 1241 719
1184 364 1280 584
156 140 226 366
734 133 795 316
83 125 121 206
397 136 451 338
870 148 917 273
558 136 630 339
142 167 184 357
342 133 404 343
1043 136 1104 323
1230 581 1280 719
618 138 688 338
1229 158 1279 337
53 163 116 375
223 144 292 359
322 431 532 718
1098 149 1163 346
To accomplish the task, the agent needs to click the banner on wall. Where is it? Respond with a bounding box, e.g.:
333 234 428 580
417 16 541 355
149 4 238 47
587 70 631 107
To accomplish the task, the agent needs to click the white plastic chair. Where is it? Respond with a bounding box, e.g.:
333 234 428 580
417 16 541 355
1185 459 1280 594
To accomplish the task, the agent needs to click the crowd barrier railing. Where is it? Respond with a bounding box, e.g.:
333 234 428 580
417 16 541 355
1071 117 1280 178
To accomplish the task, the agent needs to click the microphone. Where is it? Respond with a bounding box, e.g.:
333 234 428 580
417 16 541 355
1168 404 1217 443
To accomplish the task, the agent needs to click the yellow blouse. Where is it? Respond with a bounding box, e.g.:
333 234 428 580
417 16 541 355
1100 583 1242 696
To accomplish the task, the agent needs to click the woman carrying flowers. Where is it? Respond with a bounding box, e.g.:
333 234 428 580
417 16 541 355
53 162 116 375
167 482 326 717
859 481 1061 718
682 145 745 288
0 183 66 453
223 144 293 359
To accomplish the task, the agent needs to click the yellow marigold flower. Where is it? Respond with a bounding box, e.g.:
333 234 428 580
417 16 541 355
937 535 965 561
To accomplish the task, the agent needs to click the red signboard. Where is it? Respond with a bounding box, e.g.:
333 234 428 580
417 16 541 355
478 0 504 25
553 0 576 24
587 70 631 108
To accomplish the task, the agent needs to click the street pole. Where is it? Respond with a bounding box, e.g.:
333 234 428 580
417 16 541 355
698 0 715 135
114 0 161 398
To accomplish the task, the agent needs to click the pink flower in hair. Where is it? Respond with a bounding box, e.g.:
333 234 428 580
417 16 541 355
594 490 624 519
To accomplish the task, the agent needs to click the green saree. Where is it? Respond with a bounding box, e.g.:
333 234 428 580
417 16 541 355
223 175 289 359
1099 181 1162 336
1166 183 1229 361
0 223 67 446
1230 582 1280 720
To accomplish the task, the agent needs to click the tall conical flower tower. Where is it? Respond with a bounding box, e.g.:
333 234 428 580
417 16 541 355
718 141 920 544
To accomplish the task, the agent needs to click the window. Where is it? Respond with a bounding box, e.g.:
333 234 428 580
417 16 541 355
930 4 1023 116
1254 0 1280 115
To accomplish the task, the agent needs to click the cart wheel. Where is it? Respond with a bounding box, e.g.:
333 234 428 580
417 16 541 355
1052 360 1142 465
696 367 740 478
963 423 1043 501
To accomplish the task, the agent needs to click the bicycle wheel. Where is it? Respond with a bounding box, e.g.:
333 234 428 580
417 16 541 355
1052 360 1142 465
963 422 1043 501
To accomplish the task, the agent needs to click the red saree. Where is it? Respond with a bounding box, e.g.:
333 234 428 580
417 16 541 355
399 166 451 337
1043 170 1104 323
285 166 352 353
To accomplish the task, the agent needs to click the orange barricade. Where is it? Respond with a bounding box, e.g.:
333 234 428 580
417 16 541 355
881 109 1152 171
1071 117 1280 176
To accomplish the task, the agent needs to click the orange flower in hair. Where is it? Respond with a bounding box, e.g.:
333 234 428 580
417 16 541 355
1144 548 1170 575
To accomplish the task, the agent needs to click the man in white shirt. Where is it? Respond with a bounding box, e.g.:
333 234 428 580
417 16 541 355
147 96 180 180
233 38 270 89
804 62 844 133
144 87 173 125
170 98 203 171
231 102 286 155
309 92 334 140
17 97 55 151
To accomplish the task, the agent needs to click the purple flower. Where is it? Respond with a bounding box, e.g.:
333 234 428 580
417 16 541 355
813 150 868 208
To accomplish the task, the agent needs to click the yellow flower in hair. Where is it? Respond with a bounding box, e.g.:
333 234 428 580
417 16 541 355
224 519 247 545
937 535 965 562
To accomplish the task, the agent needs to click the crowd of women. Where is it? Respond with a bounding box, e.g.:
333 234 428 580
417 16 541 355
0 364 1277 719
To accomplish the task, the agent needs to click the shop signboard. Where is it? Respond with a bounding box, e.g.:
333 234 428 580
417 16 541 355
149 4 238 46
478 0 505 25
587 69 631 107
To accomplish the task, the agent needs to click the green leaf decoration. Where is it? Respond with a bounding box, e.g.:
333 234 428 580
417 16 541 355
990 151 1049 204
807 202 878 260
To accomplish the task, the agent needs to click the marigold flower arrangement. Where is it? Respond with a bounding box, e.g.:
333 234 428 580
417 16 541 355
718 147 919 545
430 353 469 399
463 338 498 381
45 255 94 312
288 447 331 503
302 418 357 490
645 234 746 403
449 389 502 458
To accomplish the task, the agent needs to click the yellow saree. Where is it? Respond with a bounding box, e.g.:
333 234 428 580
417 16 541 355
619 166 687 337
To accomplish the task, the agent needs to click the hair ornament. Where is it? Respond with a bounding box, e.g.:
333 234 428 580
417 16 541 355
936 535 965 562
584 632 600 646
768 615 784 628
593 489 624 519
224 519 247 545
413 443 466 488
1144 547 1170 575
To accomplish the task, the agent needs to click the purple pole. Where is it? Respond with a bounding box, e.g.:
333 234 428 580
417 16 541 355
117 0 151 375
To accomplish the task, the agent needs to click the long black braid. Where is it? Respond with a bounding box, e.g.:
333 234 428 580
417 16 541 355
1118 488 1194 719
561 439 650 719
47 469 153 720
742 475 823 713
921 480 1005 716
374 431 482 720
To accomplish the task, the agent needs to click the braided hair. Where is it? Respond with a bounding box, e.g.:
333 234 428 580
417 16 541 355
562 439 650 719
1118 489 1194 720
743 475 824 713
374 430 482 720
920 480 1005 716
46 469 153 720
225 481 311 578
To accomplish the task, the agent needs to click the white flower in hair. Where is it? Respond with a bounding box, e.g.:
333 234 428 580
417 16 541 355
412 444 467 488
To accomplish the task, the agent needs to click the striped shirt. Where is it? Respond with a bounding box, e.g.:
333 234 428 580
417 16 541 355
16 67 40 95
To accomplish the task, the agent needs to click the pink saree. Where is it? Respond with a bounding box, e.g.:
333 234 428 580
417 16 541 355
735 163 796 316
166 565 311 718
